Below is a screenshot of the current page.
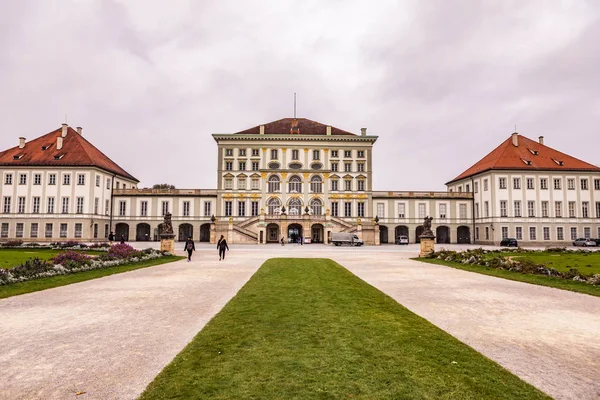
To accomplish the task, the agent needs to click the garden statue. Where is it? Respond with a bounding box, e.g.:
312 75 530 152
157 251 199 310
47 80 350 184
422 216 433 236
162 212 174 235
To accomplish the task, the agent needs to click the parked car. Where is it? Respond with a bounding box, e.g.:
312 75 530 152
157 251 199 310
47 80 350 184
395 235 409 245
331 232 363 246
500 238 518 247
572 238 597 247
591 238 600 246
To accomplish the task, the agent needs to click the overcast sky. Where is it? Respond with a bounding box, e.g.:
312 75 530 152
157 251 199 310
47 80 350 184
1 0 599 190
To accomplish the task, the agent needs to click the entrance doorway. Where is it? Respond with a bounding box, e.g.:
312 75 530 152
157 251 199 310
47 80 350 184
136 223 151 241
379 226 389 243
436 226 450 244
115 223 129 241
288 223 303 243
395 225 409 243
199 223 211 242
415 226 424 243
267 223 280 243
457 226 471 243
178 223 193 242
311 224 324 243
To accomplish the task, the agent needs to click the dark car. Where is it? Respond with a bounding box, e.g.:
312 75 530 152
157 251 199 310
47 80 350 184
500 238 518 247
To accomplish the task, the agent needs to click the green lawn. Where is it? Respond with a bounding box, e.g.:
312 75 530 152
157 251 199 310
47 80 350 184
418 258 600 297
485 251 600 276
0 255 184 299
141 258 549 400
0 248 105 269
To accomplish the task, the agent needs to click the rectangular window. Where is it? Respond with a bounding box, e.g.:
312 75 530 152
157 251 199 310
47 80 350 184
568 201 576 218
204 201 211 216
74 223 82 238
331 202 339 217
238 161 246 171
475 203 479 218
513 178 521 189
63 174 71 185
93 223 98 239
19 174 27 185
49 174 56 185
501 226 508 239
458 186 462 193
225 149 233 156
344 202 352 217
47 197 55 214
483 179 488 191
74 197 83 214
331 180 338 191
484 201 489 217
466 184 470 192
459 204 467 219
567 178 575 190
251 178 260 190
418 203 426 219
357 150 364 158
61 197 69 214
225 161 233 171
162 201 169 216
357 180 365 191
224 178 233 189
4 174 12 185
105 199 109 215
555 201 562 218
251 161 259 171
527 201 535 217
225 201 232 217
584 227 591 239
571 227 577 240
17 197 25 213
553 178 561 190
582 201 589 218
2 197 10 213
596 202 600 218
581 179 588 190
595 179 600 190
106 179 111 190
541 201 548 217
439 203 447 218
526 178 534 189
96 176 100 187
77 174 85 185
45 223 53 238
34 174 41 185
543 227 550 240
529 227 536 240
344 150 352 158
239 149 246 157
238 201 245 217
292 149 299 160
475 227 479 240
251 201 259 216
357 202 365 217
60 223 68 238
183 201 190 217
540 178 548 190
271 149 278 160
377 203 385 218
344 163 352 172
104 224 109 239
499 178 506 189
331 150 338 158
139 200 147 216
357 163 365 172
514 201 521 217
331 163 338 172
557 227 564 241
344 180 352 191
32 197 40 214
516 227 523 240
251 149 259 157
15 223 24 238
485 227 489 240
398 203 405 218
0 223 8 238
313 150 320 160
117 201 125 216
500 201 507 217
31 223 38 238
474 181 479 193
238 178 247 190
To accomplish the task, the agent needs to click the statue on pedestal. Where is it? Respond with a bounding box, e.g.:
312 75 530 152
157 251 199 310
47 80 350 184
421 216 434 237
162 212 174 235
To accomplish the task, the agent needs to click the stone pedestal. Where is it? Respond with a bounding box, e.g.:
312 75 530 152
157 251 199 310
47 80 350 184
160 234 175 253
419 235 435 257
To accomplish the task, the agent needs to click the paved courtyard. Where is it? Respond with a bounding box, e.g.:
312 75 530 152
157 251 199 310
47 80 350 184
0 244 599 399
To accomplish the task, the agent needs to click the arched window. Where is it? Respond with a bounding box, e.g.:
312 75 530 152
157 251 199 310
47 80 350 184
288 198 302 215
310 198 323 216
310 176 322 193
268 175 280 193
267 198 281 215
288 175 302 193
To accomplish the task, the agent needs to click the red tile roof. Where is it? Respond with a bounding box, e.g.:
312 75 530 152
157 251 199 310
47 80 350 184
447 134 600 184
0 126 138 182
233 118 356 135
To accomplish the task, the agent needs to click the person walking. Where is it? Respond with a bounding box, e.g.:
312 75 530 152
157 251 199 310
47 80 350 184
108 232 115 245
281 237 285 246
184 236 195 262
120 234 125 244
217 235 229 261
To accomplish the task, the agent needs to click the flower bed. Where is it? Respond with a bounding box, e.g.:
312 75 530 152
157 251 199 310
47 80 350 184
430 248 600 286
0 241 112 251
0 246 171 286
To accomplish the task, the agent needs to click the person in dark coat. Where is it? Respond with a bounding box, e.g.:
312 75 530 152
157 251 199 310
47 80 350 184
183 236 195 262
217 235 229 261
120 235 125 244
108 232 115 245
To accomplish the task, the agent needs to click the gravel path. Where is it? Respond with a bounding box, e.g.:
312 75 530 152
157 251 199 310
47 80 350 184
1 244 598 399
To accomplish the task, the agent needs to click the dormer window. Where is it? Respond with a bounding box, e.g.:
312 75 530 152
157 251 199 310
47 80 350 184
54 154 65 160
41 144 52 150
521 158 532 165
13 154 23 160
527 149 538 155
552 158 564 166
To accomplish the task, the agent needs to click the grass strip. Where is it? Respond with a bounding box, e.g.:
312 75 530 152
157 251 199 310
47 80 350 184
141 258 549 400
0 256 184 299
417 258 600 297
0 248 105 269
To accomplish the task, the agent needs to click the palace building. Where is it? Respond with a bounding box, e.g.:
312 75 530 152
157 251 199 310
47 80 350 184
0 119 598 245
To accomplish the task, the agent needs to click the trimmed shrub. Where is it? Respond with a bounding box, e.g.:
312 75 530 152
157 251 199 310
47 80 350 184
1 240 23 248
107 243 140 260
52 251 91 267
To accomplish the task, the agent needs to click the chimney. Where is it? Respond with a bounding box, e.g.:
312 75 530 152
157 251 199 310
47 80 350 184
57 136 63 150
76 126 82 135
259 125 265 135
326 126 332 136
18 137 26 149
511 132 518 147
538 136 544 145
361 128 367 136
61 123 68 138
